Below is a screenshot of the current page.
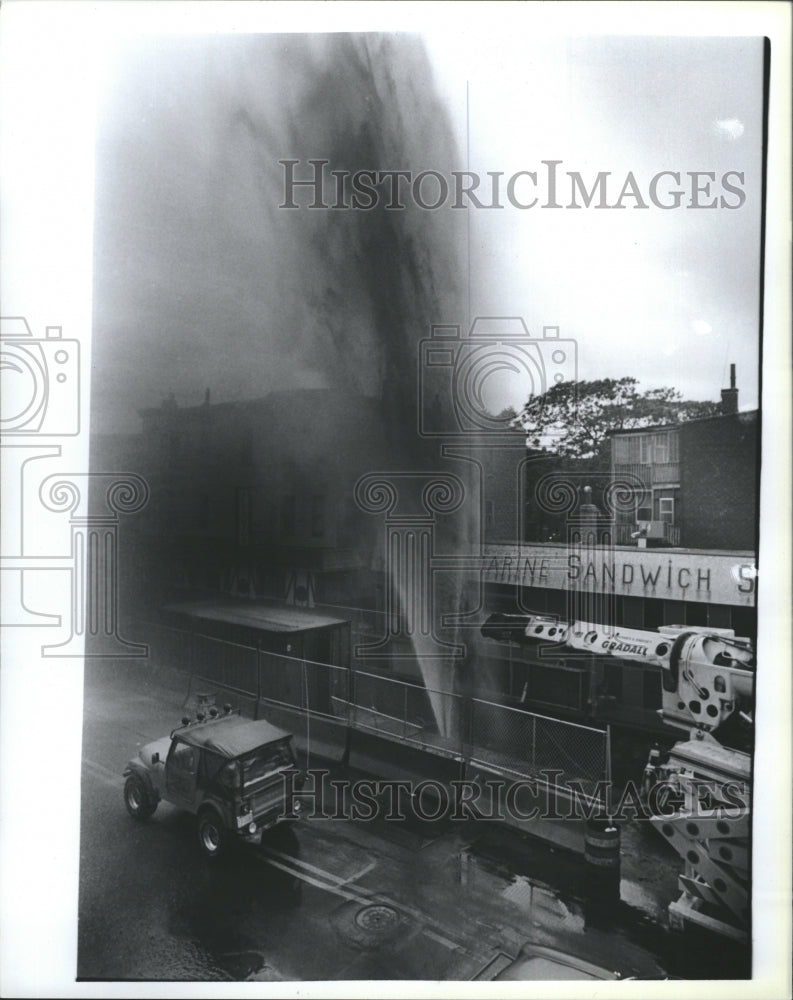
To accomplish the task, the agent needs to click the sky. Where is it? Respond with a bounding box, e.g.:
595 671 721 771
424 33 764 413
80 30 764 433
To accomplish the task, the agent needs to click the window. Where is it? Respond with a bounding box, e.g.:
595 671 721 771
545 589 568 618
603 662 623 699
622 596 644 627
170 742 196 772
311 495 325 538
643 598 665 629
636 491 652 521
642 670 662 710
684 602 709 627
663 601 686 626
731 606 757 639
242 742 294 785
706 604 732 629
639 433 672 464
613 435 640 464
518 586 546 614
653 435 670 463
659 497 675 524
612 436 629 463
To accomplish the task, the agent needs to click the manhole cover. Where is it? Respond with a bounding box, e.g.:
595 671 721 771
331 899 410 949
354 904 399 931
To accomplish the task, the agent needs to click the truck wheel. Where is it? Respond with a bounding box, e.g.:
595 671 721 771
124 775 157 820
197 809 226 859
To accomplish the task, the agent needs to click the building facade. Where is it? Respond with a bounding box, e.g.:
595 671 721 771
110 375 758 741
473 381 758 736
130 388 392 615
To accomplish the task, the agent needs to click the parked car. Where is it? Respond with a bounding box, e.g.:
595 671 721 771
473 944 620 981
123 707 302 858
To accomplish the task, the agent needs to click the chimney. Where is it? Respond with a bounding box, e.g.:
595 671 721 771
721 363 738 415
203 387 211 407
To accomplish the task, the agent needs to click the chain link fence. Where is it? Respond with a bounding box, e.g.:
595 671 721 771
192 631 258 696
133 619 609 792
257 648 350 721
348 670 464 756
469 697 609 798
141 620 192 673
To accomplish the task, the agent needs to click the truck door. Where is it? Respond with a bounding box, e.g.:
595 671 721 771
166 739 199 807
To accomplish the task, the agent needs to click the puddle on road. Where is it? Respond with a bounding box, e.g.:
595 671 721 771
618 879 668 923
457 832 751 980
501 876 586 934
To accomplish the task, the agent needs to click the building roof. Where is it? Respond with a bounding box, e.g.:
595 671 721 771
606 408 758 438
164 600 348 633
139 387 381 420
174 714 292 758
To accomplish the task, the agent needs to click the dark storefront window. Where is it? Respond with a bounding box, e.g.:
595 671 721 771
663 601 686 626
642 669 662 710
731 605 757 639
603 661 623 700
684 602 709 626
621 595 644 627
643 598 665 629
707 603 733 629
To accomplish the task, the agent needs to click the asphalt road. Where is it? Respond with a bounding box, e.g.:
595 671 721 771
77 661 747 982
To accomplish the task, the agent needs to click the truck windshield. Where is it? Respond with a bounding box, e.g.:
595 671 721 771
241 741 293 785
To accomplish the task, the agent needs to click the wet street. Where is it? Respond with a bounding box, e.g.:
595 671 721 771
78 661 749 982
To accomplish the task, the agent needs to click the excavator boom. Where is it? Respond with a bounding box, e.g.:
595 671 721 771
480 610 755 941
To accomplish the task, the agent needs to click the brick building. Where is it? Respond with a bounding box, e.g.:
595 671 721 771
473 371 758 734
108 372 758 739
130 388 392 614
678 409 759 552
609 410 758 552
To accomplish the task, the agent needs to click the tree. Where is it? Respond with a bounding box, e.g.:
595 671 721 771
513 377 721 459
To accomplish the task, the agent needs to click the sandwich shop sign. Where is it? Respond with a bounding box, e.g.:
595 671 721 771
481 543 756 607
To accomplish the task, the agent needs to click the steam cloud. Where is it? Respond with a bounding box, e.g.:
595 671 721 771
93 33 475 733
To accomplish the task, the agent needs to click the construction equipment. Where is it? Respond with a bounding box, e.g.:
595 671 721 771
480 612 755 942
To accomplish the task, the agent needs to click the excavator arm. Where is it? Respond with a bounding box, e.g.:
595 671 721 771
480 612 754 735
480 611 755 941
